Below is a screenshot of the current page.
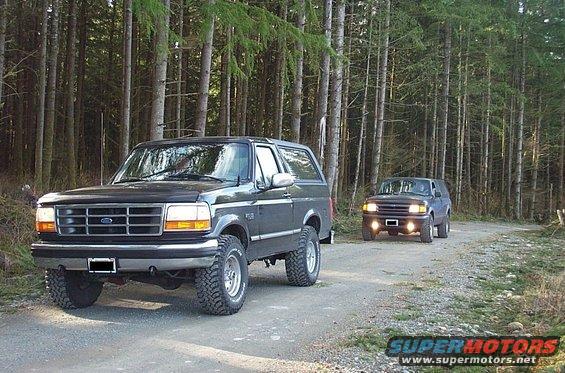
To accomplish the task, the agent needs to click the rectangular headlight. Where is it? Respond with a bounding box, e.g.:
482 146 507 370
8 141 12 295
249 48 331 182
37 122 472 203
363 202 378 212
164 203 211 231
36 207 56 233
409 204 426 213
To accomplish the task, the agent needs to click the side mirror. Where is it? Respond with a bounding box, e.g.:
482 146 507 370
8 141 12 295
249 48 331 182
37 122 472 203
271 173 294 189
434 190 442 198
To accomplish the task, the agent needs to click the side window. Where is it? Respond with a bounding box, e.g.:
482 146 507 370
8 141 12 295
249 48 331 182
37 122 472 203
279 147 321 181
255 146 280 187
431 181 437 195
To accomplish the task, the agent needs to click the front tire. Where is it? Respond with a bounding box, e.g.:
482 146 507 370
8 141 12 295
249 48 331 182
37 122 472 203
195 235 249 315
45 269 103 309
286 226 320 286
420 216 434 243
362 225 375 241
437 215 450 238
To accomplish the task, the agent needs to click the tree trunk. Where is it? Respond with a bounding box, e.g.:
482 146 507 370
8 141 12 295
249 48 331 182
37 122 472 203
64 0 78 188
75 0 88 171
437 20 451 180
273 1 287 140
337 1 354 194
174 0 184 137
290 0 305 142
34 0 49 191
314 0 332 158
559 109 565 208
514 19 526 219
150 0 170 140
530 92 541 220
506 95 515 211
456 30 469 208
349 13 373 213
219 27 232 136
369 0 391 192
256 52 267 136
194 0 215 137
42 0 60 190
324 0 346 194
481 36 492 213
0 0 7 111
119 0 133 159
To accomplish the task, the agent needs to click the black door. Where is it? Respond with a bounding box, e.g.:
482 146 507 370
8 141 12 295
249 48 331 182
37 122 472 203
252 145 294 257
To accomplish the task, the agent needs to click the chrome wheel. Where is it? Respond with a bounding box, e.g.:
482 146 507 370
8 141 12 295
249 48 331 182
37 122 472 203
224 254 242 297
306 241 317 273
429 220 434 238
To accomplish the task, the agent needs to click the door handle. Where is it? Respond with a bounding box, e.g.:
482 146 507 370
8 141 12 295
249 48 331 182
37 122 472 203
282 192 292 198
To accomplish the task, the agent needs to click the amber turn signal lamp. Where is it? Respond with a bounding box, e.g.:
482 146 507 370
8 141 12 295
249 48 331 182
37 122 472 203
165 220 211 231
36 221 56 233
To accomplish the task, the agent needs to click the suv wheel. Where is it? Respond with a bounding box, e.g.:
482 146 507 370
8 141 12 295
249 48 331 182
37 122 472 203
195 235 249 315
45 269 103 309
420 216 434 243
437 215 450 238
285 226 320 286
362 225 375 241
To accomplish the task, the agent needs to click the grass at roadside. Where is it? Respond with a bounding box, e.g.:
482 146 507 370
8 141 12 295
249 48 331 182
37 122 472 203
455 228 564 370
0 194 43 310
332 211 362 242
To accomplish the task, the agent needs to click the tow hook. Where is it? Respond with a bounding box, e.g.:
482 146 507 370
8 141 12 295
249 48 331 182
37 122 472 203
149 266 157 276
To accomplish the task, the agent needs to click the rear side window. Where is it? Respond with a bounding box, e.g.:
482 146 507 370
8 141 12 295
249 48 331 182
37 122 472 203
437 180 450 198
279 147 321 181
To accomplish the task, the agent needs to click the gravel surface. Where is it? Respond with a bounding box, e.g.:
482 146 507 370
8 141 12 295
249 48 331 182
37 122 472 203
0 221 537 372
302 230 541 372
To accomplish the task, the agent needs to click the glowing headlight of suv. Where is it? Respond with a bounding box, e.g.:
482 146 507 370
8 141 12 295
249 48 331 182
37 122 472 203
164 203 211 231
36 207 56 233
363 202 378 212
408 204 426 213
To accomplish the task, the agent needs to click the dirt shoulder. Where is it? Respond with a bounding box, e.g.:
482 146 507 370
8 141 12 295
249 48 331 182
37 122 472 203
304 228 563 372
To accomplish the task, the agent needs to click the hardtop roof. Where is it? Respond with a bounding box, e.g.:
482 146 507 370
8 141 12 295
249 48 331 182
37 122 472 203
134 136 312 151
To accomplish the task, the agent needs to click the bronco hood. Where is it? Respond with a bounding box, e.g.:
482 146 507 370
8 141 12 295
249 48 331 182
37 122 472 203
38 181 232 205
367 194 432 204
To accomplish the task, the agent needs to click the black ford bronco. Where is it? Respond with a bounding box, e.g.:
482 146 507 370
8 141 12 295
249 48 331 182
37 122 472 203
32 137 332 315
362 177 451 243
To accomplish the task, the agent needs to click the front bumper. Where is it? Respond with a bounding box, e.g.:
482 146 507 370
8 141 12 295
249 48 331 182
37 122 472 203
362 214 428 232
31 239 218 272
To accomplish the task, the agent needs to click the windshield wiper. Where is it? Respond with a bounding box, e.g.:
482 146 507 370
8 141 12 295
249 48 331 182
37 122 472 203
165 172 225 182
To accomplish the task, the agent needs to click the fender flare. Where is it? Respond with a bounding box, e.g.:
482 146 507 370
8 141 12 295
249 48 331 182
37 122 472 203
302 209 321 231
211 214 250 242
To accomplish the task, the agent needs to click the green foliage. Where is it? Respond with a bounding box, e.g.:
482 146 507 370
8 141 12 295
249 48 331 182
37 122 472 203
193 0 329 79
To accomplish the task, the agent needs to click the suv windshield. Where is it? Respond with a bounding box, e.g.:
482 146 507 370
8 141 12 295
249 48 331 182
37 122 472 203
378 179 431 196
113 142 250 183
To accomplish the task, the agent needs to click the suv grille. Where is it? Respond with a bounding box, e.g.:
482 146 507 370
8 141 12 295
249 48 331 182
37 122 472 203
376 203 411 215
56 204 165 236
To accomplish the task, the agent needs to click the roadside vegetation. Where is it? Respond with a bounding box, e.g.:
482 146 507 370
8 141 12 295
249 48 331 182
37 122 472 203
455 228 564 369
339 227 564 371
0 182 43 310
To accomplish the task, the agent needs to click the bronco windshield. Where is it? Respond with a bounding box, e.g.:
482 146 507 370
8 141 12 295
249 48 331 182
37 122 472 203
113 142 250 183
378 178 431 196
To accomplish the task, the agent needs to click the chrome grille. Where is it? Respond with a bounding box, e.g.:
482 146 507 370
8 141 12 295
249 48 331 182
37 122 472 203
56 204 165 236
376 203 411 214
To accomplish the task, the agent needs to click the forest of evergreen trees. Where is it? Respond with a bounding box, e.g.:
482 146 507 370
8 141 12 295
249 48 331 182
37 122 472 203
0 0 563 220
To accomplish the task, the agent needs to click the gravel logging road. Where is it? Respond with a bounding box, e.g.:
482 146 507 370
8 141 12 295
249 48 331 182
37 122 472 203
0 221 537 372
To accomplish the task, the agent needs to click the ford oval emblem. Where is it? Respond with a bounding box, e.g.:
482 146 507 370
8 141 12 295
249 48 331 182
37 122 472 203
100 217 113 224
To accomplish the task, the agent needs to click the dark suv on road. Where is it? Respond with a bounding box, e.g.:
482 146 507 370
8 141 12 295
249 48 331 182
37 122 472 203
32 137 332 315
361 177 451 243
